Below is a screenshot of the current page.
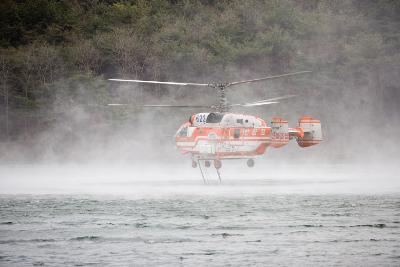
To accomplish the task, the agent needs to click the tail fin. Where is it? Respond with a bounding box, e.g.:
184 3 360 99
297 116 322 147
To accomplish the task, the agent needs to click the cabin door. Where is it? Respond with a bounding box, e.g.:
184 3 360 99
228 128 243 152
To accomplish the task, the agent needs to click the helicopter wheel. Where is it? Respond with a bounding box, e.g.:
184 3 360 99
247 159 255 168
214 159 222 169
204 160 211 168
191 161 197 168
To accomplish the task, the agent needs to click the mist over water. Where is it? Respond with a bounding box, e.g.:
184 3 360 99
1 122 399 265
0 162 399 196
1 154 399 266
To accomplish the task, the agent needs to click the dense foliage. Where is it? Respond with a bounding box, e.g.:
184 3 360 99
0 0 399 161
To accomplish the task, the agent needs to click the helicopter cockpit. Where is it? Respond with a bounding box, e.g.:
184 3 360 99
190 112 225 127
206 112 224 123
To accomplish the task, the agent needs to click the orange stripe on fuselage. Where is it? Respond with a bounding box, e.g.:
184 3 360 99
176 127 271 142
189 143 268 158
176 137 270 149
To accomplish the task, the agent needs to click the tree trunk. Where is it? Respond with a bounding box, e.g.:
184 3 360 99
0 55 11 139
5 89 8 138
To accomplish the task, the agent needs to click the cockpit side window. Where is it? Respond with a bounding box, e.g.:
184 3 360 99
179 126 188 137
206 112 224 123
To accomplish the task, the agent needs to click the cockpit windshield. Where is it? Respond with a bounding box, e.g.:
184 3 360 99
206 112 224 123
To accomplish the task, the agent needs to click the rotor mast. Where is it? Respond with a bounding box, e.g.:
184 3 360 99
208 83 229 113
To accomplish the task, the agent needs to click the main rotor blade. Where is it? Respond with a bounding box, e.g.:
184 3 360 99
108 79 209 87
229 94 295 107
108 103 211 108
231 101 279 107
143 104 211 108
228 71 312 87
250 94 296 104
244 101 280 107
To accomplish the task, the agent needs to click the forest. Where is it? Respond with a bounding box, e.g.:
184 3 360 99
0 0 399 162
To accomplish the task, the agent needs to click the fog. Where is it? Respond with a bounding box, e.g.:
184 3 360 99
1 67 400 194
1 64 400 195
0 161 398 196
1 2 400 196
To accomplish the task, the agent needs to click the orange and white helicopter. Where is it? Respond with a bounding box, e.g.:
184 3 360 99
109 71 322 181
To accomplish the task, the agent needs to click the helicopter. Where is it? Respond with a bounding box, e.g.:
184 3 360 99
108 71 322 182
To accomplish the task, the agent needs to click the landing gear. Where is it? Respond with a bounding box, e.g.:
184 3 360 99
204 160 211 168
247 158 255 168
192 161 197 168
213 159 222 169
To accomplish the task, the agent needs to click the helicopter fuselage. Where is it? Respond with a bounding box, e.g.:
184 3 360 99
175 112 321 162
